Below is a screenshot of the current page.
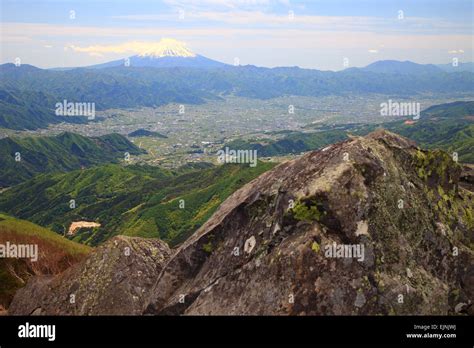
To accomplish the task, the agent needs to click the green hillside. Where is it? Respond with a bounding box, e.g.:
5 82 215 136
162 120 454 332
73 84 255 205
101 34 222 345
0 162 274 246
421 100 474 118
387 120 474 163
225 127 351 157
128 129 168 138
376 101 474 162
0 87 89 130
0 132 144 187
0 213 91 309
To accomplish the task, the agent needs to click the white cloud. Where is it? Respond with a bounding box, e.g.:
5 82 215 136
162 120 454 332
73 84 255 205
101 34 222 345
66 38 195 57
448 49 464 54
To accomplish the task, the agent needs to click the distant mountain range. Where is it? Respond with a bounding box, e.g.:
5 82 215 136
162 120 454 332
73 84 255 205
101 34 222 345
356 60 474 75
358 60 444 75
89 54 227 69
0 51 473 130
437 62 474 73
63 39 474 74
88 54 473 73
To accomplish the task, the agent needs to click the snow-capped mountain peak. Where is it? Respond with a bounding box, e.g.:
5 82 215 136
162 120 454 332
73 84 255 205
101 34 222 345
86 38 227 69
137 38 196 58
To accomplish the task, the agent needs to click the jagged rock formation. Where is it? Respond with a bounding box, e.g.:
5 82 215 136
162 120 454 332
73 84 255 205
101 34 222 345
9 236 171 315
144 130 473 315
9 131 474 315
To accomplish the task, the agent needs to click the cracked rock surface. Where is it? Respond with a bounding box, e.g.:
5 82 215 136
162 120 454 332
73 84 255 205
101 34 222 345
9 236 171 315
144 130 473 315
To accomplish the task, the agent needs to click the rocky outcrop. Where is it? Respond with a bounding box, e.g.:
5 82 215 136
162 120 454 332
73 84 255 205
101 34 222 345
9 130 474 315
9 236 171 315
144 130 473 315
461 164 474 192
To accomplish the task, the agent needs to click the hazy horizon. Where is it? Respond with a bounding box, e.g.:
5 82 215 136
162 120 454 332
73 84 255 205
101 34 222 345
1 0 472 70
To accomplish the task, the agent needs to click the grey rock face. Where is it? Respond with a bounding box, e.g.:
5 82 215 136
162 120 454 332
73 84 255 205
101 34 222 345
144 130 473 315
9 236 172 315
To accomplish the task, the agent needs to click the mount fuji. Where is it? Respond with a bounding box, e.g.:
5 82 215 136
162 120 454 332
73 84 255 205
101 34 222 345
88 38 228 69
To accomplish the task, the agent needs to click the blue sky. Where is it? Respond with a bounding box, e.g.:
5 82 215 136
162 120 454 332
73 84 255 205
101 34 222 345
1 0 472 70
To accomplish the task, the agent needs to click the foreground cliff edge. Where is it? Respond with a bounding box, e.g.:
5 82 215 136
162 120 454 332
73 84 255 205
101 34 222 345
9 130 474 315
